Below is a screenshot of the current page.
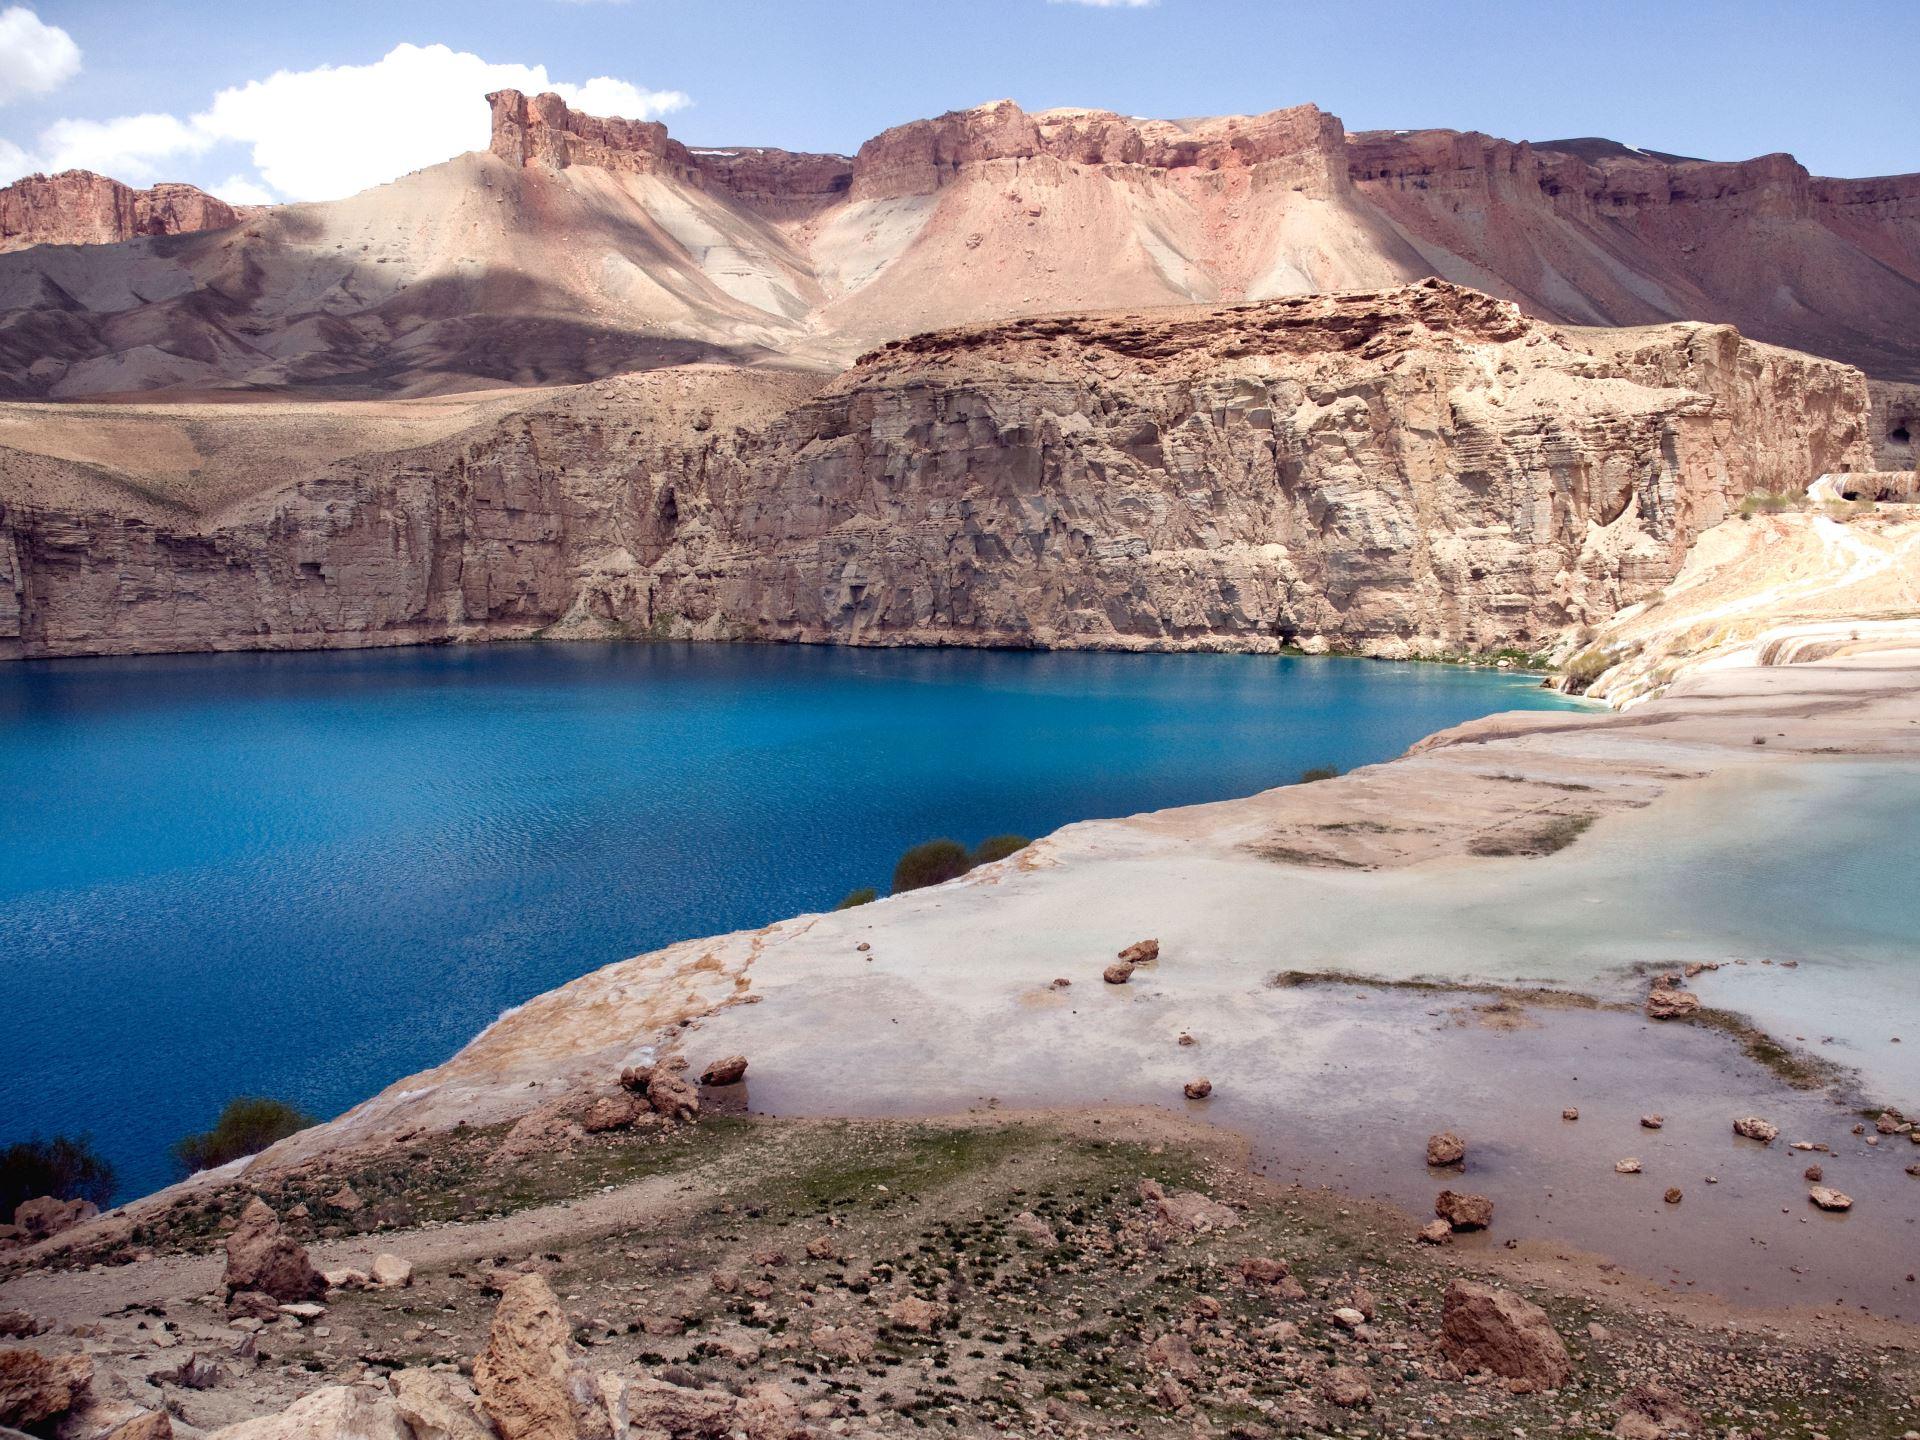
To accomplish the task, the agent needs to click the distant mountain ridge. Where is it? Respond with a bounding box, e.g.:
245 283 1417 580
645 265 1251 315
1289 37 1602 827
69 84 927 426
0 92 1914 400
0 170 253 254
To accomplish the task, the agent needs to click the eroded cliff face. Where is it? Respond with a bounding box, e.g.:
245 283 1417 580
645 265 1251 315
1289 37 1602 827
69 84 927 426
0 282 1873 661
0 170 248 253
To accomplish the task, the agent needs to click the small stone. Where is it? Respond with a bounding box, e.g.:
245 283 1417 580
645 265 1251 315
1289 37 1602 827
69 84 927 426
371 1253 413 1289
1183 1078 1212 1100
700 1055 748 1086
1103 961 1135 985
1733 1116 1780 1144
1639 1114 1663 1129
1331 1306 1366 1330
1809 1185 1853 1212
1615 1158 1642 1174
1562 1107 1579 1121
1663 1187 1682 1204
1426 1131 1466 1167
1804 1164 1823 1182
1417 1218 1453 1244
1117 938 1160 964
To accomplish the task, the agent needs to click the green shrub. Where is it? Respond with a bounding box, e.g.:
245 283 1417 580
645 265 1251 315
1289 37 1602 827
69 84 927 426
834 887 878 910
970 834 1031 866
1737 491 1798 518
174 1096 315 1175
0 1135 117 1213
1560 648 1612 694
891 838 974 894
1298 766 1340 784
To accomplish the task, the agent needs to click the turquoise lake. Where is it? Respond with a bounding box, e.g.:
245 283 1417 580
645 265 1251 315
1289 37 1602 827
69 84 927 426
0 642 1579 1198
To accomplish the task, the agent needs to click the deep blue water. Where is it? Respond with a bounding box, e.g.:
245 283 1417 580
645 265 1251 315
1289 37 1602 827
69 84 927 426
0 642 1579 1198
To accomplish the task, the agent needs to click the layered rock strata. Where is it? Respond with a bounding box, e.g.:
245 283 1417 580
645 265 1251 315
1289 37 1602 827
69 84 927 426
0 170 248 253
0 281 1872 661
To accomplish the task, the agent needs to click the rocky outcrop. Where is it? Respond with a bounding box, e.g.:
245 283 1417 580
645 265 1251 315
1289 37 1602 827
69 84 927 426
0 281 1872 662
0 170 248 253
487 89 696 181
472 1273 618 1440
0 1345 92 1429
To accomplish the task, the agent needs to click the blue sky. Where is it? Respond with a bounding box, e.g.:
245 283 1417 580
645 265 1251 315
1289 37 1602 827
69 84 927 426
2 0 1914 203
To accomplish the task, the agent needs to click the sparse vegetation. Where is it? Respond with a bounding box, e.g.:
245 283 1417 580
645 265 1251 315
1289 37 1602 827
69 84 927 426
891 839 975 894
1467 812 1596 857
834 887 878 910
174 1096 316 1175
1558 647 1613 693
969 834 1031 866
1297 765 1340 783
0 1134 117 1212
1737 490 1800 517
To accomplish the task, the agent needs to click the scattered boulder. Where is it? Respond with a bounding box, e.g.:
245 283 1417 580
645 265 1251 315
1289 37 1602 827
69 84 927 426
1438 1279 1572 1392
13 1195 99 1241
1103 962 1136 985
222 1200 324 1303
1615 1158 1642 1174
579 1093 647 1134
1183 1078 1212 1100
323 1185 363 1215
1644 982 1699 1020
1011 1211 1056 1246
1639 1114 1663 1129
884 1296 945 1332
1118 939 1160 964
1238 1257 1290 1285
1562 1107 1579 1121
1664 1187 1683 1205
1732 1115 1779 1144
322 1267 370 1291
1143 1332 1202 1382
737 1383 803 1440
621 1377 737 1438
1434 1189 1493 1231
1426 1131 1466 1167
204 1385 409 1439
646 1070 700 1123
157 1351 228 1391
1809 1185 1854 1212
701 1056 748 1086
1319 1365 1373 1408
0 1313 42 1339
1875 1109 1904 1134
389 1369 494 1440
1804 1164 1824 1182
1613 1381 1705 1440
472 1272 617 1440
1140 1181 1241 1233
1418 1219 1454 1244
0 1345 92 1430
371 1253 414 1289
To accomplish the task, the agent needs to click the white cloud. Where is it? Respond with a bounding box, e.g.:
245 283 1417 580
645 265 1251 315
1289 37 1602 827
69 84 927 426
0 6 82 105
211 172 276 206
0 42 689 201
32 112 211 181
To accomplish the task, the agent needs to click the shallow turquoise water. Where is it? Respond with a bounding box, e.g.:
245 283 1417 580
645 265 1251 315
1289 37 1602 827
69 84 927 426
0 641 1578 1198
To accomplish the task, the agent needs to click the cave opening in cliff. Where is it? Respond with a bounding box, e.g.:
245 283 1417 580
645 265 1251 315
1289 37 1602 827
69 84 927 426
1891 424 1911 446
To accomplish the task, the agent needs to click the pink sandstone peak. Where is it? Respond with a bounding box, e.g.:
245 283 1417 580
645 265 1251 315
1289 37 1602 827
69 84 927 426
0 170 252 254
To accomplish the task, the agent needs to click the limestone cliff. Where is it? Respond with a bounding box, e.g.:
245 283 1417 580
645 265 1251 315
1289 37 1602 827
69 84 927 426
0 170 249 253
0 282 1872 662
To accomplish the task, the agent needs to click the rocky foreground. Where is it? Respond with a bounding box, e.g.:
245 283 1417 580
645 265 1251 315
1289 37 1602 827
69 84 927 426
5 1107 1920 1439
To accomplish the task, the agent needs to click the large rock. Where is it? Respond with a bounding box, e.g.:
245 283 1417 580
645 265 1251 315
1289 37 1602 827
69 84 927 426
388 1369 494 1440
205 1386 410 1439
1425 1132 1465 1167
1438 1280 1572 1392
472 1273 618 1440
619 1378 736 1439
1435 1189 1493 1231
222 1200 324 1303
11 1197 98 1242
0 1346 91 1429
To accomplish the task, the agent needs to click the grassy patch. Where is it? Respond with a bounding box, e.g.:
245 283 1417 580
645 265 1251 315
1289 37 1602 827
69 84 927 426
1467 812 1595 857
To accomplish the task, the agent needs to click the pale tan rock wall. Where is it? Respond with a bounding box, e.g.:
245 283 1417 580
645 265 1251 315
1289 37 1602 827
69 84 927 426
0 284 1873 661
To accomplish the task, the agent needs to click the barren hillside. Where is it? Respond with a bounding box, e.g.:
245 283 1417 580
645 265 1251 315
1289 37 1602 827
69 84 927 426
0 94 1914 401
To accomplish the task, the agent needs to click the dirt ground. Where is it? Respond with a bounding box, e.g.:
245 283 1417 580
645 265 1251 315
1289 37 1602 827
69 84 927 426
5 1107 1918 1438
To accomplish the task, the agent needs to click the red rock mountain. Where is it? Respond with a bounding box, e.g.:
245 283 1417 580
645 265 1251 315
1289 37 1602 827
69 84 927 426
0 94 1913 400
0 170 250 254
